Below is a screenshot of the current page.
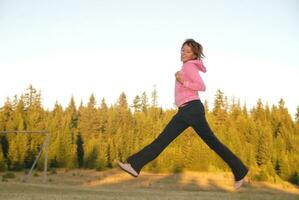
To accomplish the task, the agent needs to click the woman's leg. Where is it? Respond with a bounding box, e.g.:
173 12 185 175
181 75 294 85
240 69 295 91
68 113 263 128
127 112 189 174
185 101 248 181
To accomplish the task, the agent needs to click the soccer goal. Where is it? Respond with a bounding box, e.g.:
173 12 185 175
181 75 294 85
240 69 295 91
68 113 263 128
0 130 50 183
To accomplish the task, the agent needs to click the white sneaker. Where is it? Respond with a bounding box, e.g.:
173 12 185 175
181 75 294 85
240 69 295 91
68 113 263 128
234 178 245 190
118 161 139 177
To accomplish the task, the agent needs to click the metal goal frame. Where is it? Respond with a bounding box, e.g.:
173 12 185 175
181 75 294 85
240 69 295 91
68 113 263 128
0 130 50 183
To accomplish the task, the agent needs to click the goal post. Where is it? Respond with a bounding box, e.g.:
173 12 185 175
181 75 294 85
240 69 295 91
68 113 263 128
0 130 50 183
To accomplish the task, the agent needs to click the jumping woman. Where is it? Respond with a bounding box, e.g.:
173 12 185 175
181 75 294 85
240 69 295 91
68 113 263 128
118 38 249 190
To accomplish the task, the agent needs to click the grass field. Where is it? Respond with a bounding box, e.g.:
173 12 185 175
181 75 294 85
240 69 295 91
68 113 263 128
0 168 298 200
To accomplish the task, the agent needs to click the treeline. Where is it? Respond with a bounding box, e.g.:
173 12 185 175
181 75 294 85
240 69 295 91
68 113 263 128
0 85 299 185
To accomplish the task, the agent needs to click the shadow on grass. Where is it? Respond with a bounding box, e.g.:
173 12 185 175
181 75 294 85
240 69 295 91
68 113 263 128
85 168 299 198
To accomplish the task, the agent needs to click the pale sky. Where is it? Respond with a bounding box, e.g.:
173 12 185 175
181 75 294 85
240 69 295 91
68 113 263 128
0 0 298 119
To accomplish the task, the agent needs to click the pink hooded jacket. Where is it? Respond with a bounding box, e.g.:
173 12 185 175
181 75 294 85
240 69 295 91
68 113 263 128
175 59 207 107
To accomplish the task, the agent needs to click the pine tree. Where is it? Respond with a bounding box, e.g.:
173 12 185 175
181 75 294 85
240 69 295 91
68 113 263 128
11 96 29 169
106 143 112 168
0 143 7 171
78 94 102 167
1 98 14 131
151 85 158 108
115 92 133 133
212 89 227 125
141 91 149 114
65 96 78 142
132 95 142 113
24 84 37 108
23 86 46 169
76 132 84 168
256 126 272 166
230 97 242 120
7 134 21 170
252 98 266 124
78 94 101 137
275 156 290 180
47 102 64 168
242 101 249 118
99 98 108 134
117 92 128 110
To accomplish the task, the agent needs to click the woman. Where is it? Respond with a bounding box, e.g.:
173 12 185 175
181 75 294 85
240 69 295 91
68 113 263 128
118 39 248 190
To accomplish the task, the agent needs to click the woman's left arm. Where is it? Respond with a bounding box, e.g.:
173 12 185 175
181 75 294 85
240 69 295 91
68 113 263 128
182 63 206 91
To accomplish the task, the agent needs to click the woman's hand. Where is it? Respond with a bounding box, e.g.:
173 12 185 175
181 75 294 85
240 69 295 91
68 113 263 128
175 71 184 84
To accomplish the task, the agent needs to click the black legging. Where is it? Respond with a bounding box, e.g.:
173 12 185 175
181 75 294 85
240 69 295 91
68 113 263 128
127 99 248 181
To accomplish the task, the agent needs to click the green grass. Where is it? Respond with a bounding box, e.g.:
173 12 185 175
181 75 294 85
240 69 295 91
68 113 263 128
0 169 298 200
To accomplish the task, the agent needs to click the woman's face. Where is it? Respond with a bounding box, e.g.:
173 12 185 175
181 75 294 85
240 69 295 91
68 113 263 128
181 44 196 63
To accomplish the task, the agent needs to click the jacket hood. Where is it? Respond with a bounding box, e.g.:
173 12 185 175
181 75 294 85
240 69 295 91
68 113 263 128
186 60 207 73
